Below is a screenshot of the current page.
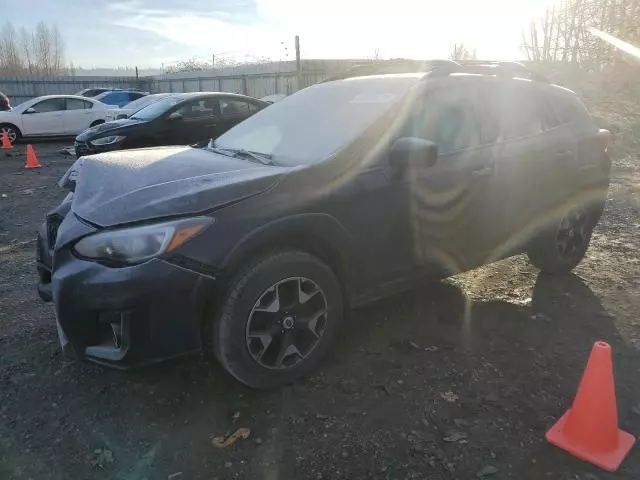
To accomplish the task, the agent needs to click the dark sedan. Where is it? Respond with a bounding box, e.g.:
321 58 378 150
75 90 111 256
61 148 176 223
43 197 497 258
74 92 267 156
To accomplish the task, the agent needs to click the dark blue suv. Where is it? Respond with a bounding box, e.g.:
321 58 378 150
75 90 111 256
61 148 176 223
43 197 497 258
36 61 611 388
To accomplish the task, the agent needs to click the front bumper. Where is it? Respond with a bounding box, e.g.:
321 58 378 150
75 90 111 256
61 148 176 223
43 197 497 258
37 215 216 367
74 140 120 157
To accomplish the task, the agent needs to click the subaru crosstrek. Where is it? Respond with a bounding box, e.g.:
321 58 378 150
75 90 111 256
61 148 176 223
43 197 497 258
36 61 611 388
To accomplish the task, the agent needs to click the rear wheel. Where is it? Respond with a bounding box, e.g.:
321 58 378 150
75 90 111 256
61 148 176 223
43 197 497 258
212 251 343 388
90 120 105 128
527 205 599 273
0 124 21 144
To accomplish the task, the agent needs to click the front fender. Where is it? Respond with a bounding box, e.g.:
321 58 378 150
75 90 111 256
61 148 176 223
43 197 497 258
220 212 355 279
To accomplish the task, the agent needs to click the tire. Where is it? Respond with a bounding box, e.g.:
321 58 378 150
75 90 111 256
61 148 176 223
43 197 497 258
527 203 601 274
90 120 105 128
0 123 21 144
212 251 343 388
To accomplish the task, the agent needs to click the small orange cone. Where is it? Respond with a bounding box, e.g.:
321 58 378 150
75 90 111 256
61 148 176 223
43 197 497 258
546 341 635 472
25 144 41 169
1 131 12 149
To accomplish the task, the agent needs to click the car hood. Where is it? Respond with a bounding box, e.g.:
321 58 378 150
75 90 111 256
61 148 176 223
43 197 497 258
76 118 145 140
61 146 289 227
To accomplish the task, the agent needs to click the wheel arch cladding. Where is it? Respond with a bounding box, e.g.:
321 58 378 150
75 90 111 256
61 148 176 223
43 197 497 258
219 213 353 300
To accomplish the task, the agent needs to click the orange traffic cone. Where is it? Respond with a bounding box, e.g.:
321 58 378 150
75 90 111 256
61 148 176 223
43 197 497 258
1 131 12 149
546 341 635 472
25 144 41 169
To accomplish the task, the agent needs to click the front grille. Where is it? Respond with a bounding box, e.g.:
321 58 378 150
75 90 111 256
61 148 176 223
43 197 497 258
47 214 63 250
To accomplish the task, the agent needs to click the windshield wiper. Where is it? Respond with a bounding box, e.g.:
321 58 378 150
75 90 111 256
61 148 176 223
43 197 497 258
207 143 275 166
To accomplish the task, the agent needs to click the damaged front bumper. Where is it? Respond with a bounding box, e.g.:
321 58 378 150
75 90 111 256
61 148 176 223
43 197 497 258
37 212 216 367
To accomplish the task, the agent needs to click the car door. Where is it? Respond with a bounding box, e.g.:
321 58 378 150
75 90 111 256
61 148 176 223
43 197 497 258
21 98 67 135
347 83 502 291
63 98 95 134
396 83 503 274
163 97 220 145
484 83 569 252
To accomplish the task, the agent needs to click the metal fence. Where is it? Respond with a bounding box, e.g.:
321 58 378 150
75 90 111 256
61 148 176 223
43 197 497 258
0 59 380 104
0 71 329 104
0 75 146 105
149 71 328 98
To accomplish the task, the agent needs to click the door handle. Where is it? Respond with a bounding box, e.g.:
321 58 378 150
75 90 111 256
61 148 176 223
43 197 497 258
205 124 217 128
471 165 493 177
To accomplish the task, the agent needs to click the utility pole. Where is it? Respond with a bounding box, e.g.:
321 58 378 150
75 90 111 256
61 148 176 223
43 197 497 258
295 35 302 91
212 54 215 71
135 66 139 81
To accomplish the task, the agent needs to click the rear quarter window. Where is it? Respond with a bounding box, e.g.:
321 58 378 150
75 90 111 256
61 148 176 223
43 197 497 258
550 93 593 125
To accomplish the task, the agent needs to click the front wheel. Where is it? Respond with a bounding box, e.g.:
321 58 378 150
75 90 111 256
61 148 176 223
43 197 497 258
0 124 21 144
212 251 343 388
527 205 599 274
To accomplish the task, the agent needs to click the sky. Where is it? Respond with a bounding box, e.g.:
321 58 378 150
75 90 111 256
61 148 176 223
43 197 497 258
4 0 559 68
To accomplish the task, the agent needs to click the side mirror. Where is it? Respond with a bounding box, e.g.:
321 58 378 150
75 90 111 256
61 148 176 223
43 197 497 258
23 107 36 114
167 111 183 121
389 137 438 171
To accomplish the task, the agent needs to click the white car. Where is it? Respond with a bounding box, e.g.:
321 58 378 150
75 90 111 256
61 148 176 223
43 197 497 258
104 93 176 122
0 95 108 143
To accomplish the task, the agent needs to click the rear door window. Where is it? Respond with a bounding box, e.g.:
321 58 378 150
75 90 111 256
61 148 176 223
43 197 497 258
248 102 264 113
174 98 218 120
67 98 93 110
496 85 560 140
220 99 251 116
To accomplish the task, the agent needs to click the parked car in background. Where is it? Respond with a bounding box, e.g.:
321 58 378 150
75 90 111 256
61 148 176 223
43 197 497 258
75 92 267 156
0 95 108 143
39 62 610 388
94 90 148 108
0 92 10 111
76 87 148 98
76 87 116 98
104 93 176 122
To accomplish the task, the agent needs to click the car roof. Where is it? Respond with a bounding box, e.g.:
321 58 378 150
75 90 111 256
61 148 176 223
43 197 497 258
31 94 99 101
320 72 425 87
324 60 575 95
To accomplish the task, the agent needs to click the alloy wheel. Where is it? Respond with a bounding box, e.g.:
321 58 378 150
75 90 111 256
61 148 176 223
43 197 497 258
556 209 590 260
1 126 16 143
246 277 328 370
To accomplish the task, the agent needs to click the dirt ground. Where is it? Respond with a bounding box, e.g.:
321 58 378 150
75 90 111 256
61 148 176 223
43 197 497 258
1 140 639 480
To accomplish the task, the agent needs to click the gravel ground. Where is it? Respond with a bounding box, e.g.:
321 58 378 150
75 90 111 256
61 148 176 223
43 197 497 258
1 141 639 480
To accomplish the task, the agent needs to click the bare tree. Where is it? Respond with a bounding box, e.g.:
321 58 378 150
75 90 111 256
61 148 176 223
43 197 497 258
50 24 65 74
0 21 68 75
522 0 640 65
0 23 23 74
19 27 33 74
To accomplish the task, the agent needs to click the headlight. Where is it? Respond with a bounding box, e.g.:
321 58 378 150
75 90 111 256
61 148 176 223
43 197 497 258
73 217 213 265
90 135 126 146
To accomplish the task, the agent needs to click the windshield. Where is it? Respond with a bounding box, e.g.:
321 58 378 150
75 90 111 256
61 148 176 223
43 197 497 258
214 76 419 166
130 96 182 121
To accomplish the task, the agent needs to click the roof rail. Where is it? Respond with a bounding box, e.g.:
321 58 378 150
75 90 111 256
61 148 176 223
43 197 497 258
321 59 459 82
429 60 548 82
